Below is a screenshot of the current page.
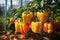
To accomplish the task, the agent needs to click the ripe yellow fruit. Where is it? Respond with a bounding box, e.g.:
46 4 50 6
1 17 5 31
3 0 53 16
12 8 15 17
10 17 14 23
30 21 43 33
43 23 48 33
22 11 33 24
44 22 54 34
47 30 53 34
37 10 48 23
14 20 20 32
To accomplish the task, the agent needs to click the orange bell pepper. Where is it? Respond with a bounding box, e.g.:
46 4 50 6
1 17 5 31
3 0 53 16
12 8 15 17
19 23 30 33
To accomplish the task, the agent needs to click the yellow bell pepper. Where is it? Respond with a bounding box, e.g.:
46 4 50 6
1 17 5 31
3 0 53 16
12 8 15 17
14 18 21 32
43 23 48 33
43 22 54 34
10 17 14 23
22 11 33 24
37 10 48 23
30 21 43 34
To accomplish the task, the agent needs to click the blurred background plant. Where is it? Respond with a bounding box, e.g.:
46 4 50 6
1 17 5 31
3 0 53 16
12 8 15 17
0 16 4 31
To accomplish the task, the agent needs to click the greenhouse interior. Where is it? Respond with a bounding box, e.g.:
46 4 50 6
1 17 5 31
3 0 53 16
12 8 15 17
0 0 60 40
